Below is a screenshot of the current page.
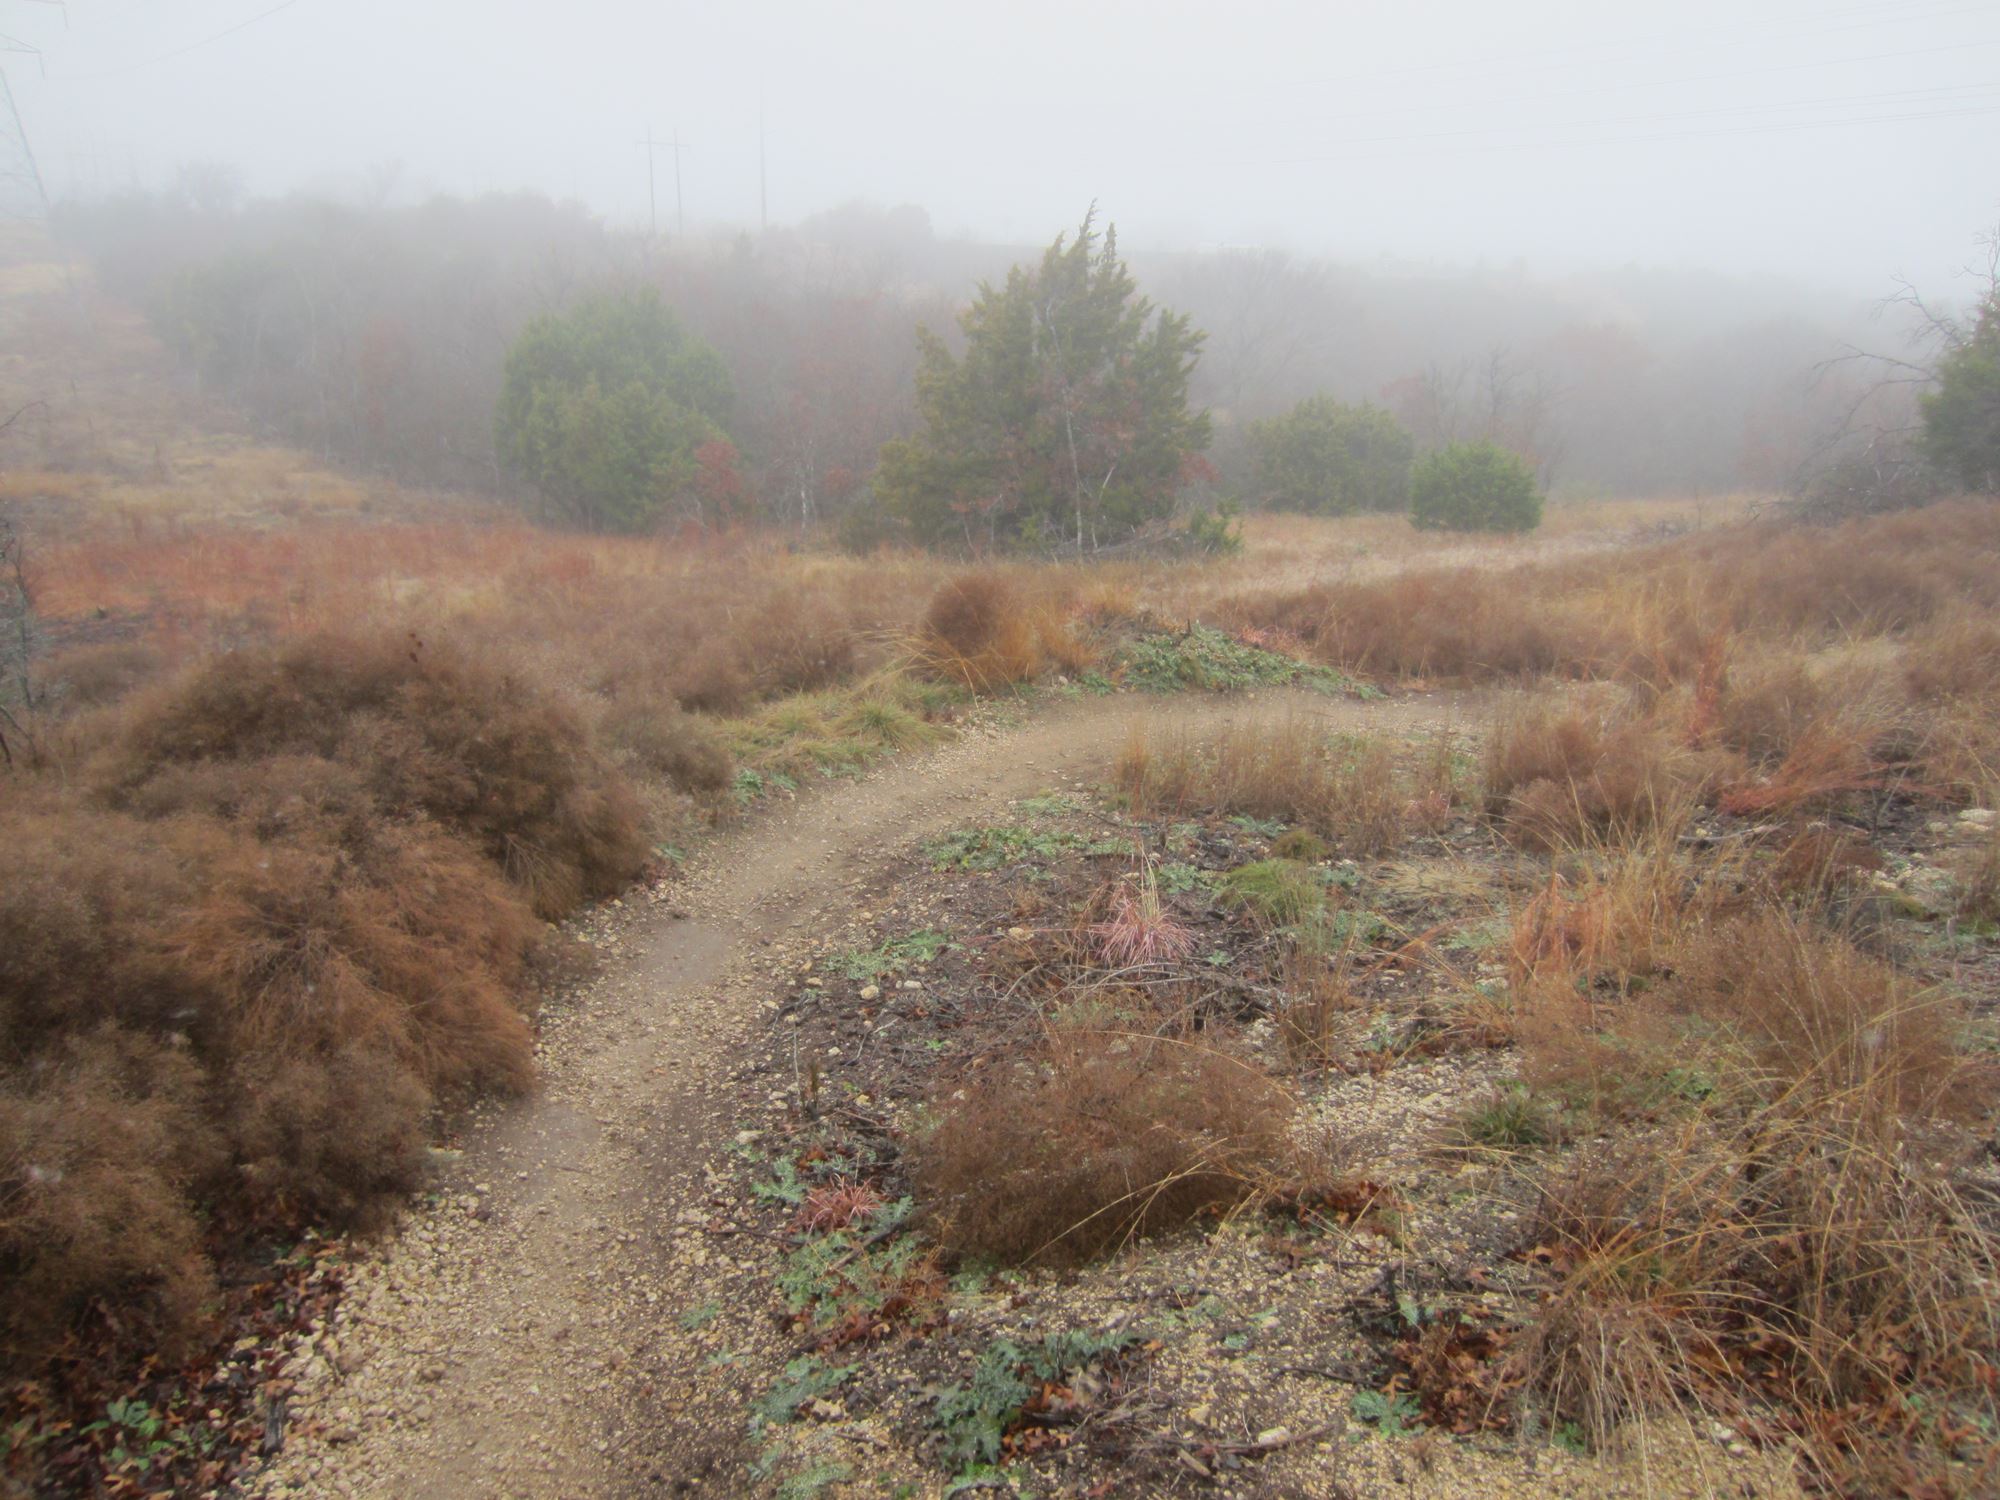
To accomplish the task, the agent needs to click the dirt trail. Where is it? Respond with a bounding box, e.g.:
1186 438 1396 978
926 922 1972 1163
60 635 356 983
249 686 1472 1500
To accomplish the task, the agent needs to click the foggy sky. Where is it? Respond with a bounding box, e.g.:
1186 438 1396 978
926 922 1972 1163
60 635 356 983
7 0 1998 293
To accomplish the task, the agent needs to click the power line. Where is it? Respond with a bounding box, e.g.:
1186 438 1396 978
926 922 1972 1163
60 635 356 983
41 0 309 80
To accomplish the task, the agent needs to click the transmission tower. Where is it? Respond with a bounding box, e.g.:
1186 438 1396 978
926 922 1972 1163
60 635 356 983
0 41 49 221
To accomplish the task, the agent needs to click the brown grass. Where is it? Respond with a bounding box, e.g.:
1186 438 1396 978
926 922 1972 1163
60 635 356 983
1502 891 1999 1486
1116 716 1412 856
1483 692 1738 849
913 1029 1293 1264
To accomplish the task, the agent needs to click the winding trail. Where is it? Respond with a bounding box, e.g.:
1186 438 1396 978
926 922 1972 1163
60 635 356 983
249 686 1472 1500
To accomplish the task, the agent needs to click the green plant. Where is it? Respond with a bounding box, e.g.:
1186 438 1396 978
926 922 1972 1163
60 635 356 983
1215 858 1327 926
1450 1083 1564 1150
932 1330 1136 1465
1181 498 1245 555
776 1462 854 1500
80 1400 182 1475
678 1301 721 1330
1409 440 1543 533
925 825 1080 871
1350 1388 1423 1438
1249 395 1414 514
832 930 954 981
749 1357 857 1438
753 1157 809 1207
1122 624 1346 694
496 288 734 531
1920 289 2000 493
777 1217 927 1330
1271 828 1331 862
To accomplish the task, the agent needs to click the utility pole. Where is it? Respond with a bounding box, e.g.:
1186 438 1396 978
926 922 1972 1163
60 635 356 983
637 123 659 239
636 125 688 238
758 93 767 234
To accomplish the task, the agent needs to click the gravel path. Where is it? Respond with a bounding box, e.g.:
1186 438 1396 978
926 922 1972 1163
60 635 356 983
247 686 1471 1499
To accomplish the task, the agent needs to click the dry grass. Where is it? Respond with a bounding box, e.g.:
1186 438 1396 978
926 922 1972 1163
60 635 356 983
912 1029 1294 1264
1115 716 1422 856
1483 691 1739 850
1500 877 1999 1487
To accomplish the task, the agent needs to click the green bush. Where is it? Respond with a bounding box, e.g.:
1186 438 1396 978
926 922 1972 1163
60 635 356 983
1249 396 1413 514
496 288 734 531
1920 293 2000 494
1409 440 1543 533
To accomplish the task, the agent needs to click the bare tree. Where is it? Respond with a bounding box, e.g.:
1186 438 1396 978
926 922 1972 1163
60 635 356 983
1793 222 2000 516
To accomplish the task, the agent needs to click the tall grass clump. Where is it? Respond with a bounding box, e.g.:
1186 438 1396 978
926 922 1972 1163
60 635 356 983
1116 716 1413 856
1502 894 1999 1489
913 1030 1292 1264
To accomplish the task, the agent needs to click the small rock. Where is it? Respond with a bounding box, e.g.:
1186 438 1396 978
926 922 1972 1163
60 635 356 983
1958 807 1996 831
859 984 881 1001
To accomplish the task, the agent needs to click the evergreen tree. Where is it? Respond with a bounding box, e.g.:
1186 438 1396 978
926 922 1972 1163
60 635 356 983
1921 293 2000 494
496 289 733 531
873 211 1210 552
1248 396 1414 514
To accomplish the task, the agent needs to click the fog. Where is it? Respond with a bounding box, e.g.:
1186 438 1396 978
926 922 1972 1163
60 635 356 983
8 0 1998 289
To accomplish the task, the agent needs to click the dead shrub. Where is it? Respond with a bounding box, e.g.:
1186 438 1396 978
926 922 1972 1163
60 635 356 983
743 592 859 697
914 1031 1292 1264
916 571 1043 691
223 1045 433 1225
668 635 753 715
1958 827 2000 924
1770 823 1884 898
0 785 541 1366
1670 909 1980 1122
107 630 646 917
597 685 734 792
1905 608 2000 704
0 1027 221 1361
173 816 538 1099
43 639 166 710
1220 570 1566 681
1089 867 1196 969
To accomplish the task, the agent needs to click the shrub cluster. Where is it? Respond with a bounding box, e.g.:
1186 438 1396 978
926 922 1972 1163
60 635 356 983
0 630 646 1368
1408 441 1543 533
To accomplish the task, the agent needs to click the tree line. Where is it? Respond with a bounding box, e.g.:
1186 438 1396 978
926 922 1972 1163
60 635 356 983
50 186 1989 548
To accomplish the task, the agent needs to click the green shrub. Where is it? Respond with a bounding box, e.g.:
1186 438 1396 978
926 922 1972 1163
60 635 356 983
1920 292 2000 494
496 288 734 531
1409 441 1543 533
1215 858 1326 926
1249 396 1413 514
